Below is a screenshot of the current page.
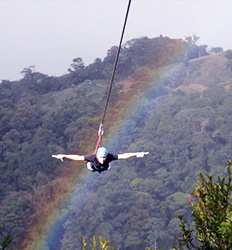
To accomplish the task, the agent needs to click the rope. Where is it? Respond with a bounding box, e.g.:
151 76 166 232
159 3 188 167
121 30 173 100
101 0 132 125
94 0 132 152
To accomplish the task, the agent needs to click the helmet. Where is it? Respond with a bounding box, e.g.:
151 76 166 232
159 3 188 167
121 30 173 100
96 147 108 158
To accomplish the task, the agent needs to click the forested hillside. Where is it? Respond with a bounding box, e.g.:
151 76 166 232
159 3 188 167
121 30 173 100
1 36 231 249
59 53 232 249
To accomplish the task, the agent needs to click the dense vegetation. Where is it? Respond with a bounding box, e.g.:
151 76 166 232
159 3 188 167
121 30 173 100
1 35 231 249
56 47 232 249
178 160 232 249
79 161 232 250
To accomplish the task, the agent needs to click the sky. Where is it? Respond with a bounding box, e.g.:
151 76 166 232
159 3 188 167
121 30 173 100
0 0 231 81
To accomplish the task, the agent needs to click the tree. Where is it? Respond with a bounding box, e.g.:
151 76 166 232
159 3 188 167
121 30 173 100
20 65 35 79
185 35 200 46
81 236 116 250
68 57 85 73
178 161 232 249
67 57 88 84
81 236 157 250
225 50 232 71
0 228 12 250
210 47 223 54
85 58 104 80
225 50 232 60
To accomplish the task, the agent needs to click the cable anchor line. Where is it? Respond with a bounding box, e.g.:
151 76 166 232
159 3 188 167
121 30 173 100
94 0 132 152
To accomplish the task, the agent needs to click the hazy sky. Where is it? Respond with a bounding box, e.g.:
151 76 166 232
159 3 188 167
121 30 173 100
0 0 231 80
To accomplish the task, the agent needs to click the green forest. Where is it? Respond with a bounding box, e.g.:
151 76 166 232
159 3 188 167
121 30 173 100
1 36 232 249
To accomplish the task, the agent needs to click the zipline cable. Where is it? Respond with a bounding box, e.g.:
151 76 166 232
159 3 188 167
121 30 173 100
101 0 132 125
94 0 132 153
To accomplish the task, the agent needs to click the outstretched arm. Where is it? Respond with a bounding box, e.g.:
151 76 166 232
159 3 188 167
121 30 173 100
118 152 149 160
52 154 85 162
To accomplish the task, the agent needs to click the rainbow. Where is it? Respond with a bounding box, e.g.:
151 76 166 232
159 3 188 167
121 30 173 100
22 42 186 250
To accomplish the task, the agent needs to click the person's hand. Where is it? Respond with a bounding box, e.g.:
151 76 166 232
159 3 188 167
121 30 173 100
52 154 65 162
136 152 149 158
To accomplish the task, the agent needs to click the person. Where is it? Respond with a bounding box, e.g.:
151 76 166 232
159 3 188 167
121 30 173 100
52 146 149 173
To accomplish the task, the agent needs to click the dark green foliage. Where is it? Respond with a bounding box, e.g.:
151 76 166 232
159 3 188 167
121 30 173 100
184 36 208 61
0 227 12 250
210 47 223 54
68 57 85 73
225 50 232 71
225 50 232 60
85 58 105 80
20 65 35 79
178 161 232 249
0 235 12 250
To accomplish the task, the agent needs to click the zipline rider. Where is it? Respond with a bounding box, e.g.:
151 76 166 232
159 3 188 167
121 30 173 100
52 0 149 174
52 147 149 173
